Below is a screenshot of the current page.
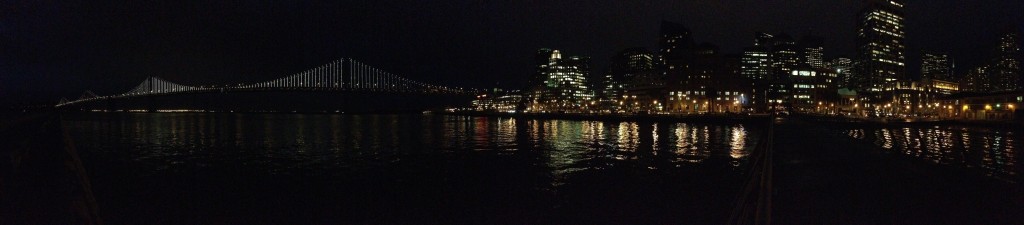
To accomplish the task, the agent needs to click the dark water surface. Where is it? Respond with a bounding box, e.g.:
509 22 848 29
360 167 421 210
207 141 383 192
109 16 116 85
845 125 1021 182
63 113 763 224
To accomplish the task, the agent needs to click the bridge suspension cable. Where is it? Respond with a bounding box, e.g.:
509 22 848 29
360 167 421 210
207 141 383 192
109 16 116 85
57 58 473 108
122 76 202 96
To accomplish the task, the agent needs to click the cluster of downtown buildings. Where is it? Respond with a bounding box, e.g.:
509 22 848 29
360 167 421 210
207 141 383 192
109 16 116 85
474 0 1023 121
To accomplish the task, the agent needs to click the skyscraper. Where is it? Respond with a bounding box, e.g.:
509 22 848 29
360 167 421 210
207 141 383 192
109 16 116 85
856 0 907 92
990 29 1021 91
800 35 826 69
743 32 777 111
529 49 594 111
771 34 801 74
921 52 954 81
533 48 557 87
741 46 772 81
830 58 855 88
960 66 991 93
603 48 655 100
768 33 800 106
659 20 696 62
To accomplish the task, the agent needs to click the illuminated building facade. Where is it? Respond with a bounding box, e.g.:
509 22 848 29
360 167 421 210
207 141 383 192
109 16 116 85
664 54 751 114
602 48 656 109
922 52 954 81
653 20 696 92
473 89 523 112
528 49 594 112
789 67 839 113
801 35 826 69
618 21 696 113
939 91 1024 121
830 57 855 88
921 79 960 95
954 30 1021 93
741 46 772 81
742 46 772 110
865 78 960 117
856 0 907 92
768 34 800 108
960 66 991 93
990 30 1022 91
598 47 655 97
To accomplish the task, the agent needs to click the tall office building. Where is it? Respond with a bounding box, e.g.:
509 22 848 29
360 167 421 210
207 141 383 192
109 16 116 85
830 58 855 88
771 34 801 73
856 0 907 92
652 21 697 96
659 20 696 62
533 48 557 87
990 29 1022 91
603 48 655 100
743 32 778 111
921 52 954 81
529 49 594 111
741 46 772 81
960 66 991 92
768 33 801 105
801 35 826 69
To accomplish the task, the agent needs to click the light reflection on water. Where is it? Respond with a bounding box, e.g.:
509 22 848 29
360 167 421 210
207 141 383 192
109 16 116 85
67 114 760 182
846 126 1020 182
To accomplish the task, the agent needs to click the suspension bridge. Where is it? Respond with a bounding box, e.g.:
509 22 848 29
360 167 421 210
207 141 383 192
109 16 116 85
56 58 475 110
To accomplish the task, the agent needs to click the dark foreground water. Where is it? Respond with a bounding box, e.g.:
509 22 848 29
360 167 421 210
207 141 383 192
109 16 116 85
845 125 1021 182
61 113 763 224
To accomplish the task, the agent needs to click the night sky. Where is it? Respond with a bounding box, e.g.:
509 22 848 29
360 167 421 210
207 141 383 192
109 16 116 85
2 0 1022 105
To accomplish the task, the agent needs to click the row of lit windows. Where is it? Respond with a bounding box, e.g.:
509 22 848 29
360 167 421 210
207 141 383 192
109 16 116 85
791 71 818 77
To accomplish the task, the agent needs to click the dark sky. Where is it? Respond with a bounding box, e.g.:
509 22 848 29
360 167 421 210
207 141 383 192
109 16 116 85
2 0 1022 105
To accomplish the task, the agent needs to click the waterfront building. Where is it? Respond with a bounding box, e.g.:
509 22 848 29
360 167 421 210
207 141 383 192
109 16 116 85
939 91 1024 121
527 49 594 112
921 79 960 95
863 77 959 117
856 0 907 92
603 48 655 98
664 53 751 114
789 67 839 114
473 89 524 112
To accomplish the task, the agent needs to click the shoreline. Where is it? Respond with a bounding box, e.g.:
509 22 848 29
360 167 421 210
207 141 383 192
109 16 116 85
440 110 1024 129
790 113 1024 129
439 111 771 123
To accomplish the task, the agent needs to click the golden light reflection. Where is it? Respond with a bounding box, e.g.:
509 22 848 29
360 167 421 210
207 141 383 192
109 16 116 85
74 114 768 185
849 126 1019 181
730 126 749 159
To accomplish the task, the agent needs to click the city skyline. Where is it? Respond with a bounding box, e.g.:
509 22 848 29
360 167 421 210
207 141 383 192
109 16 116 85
3 0 1023 105
2 2 1022 224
